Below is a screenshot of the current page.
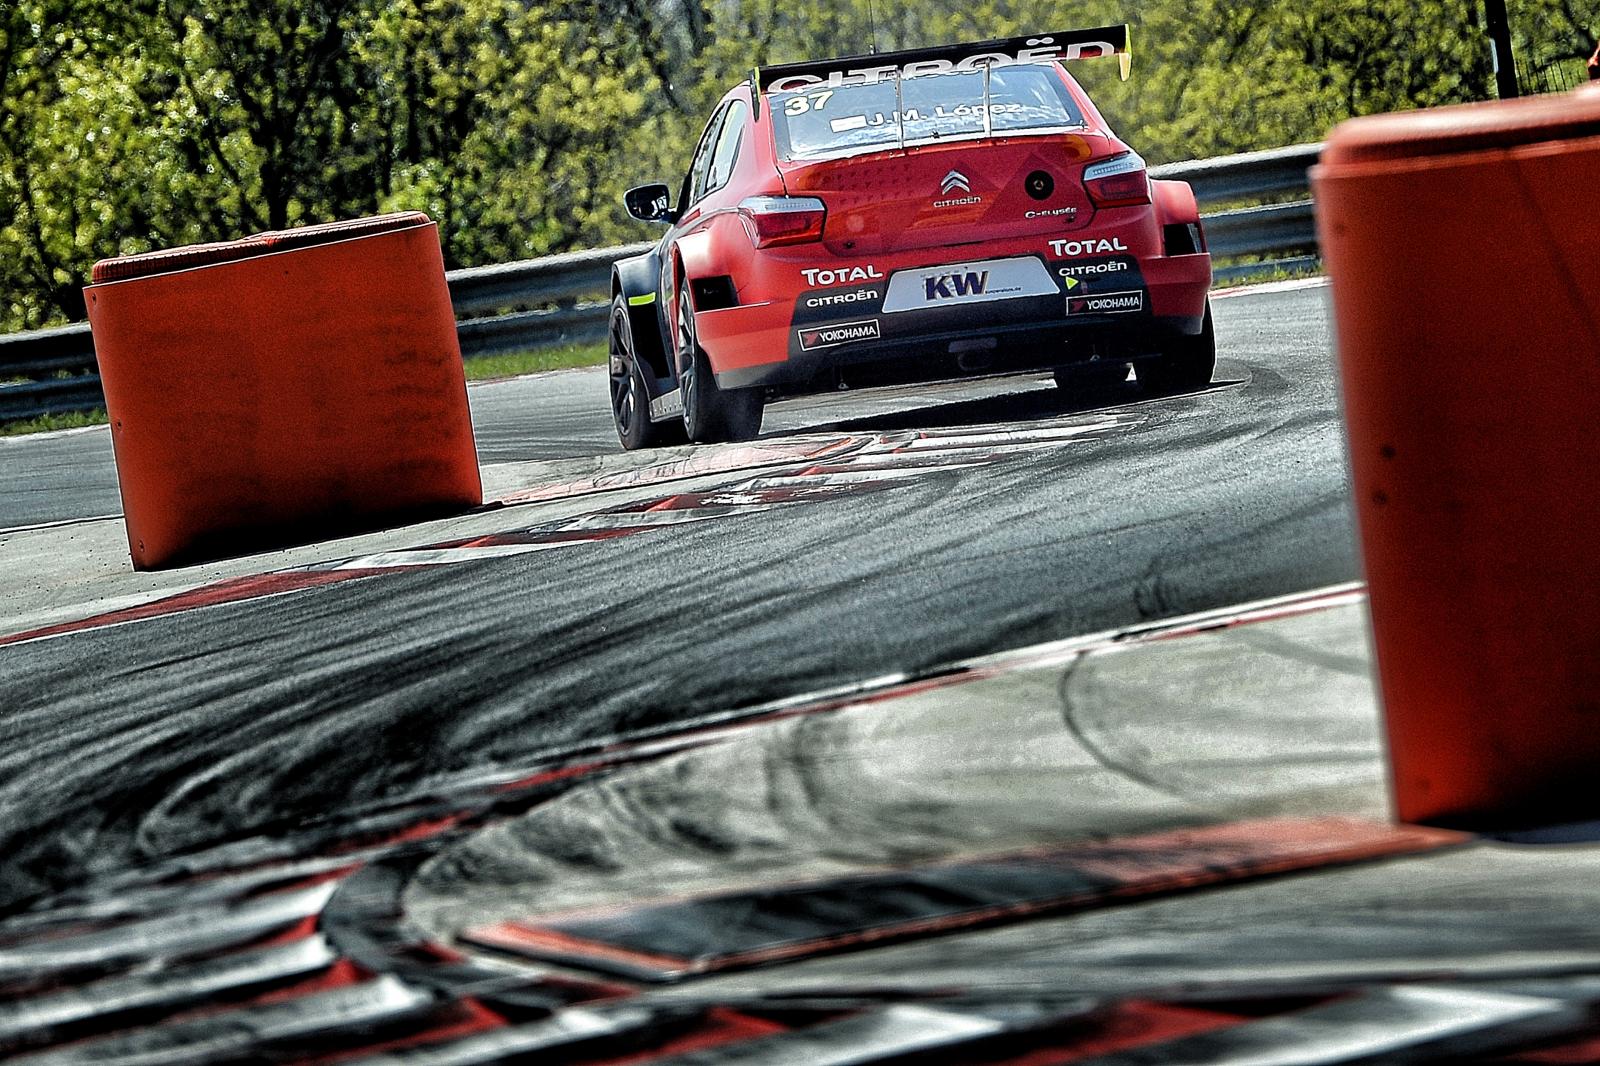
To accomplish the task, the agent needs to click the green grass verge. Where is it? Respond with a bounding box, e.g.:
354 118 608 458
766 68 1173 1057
1214 261 1325 289
461 340 607 381
0 408 109 437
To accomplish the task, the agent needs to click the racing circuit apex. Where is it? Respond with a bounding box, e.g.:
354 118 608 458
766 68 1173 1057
606 26 1216 449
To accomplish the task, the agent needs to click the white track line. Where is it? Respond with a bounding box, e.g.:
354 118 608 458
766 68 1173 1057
0 423 109 444
1213 275 1329 300
0 513 123 536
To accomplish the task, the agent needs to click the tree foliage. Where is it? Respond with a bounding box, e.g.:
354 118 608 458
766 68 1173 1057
1 0 1595 331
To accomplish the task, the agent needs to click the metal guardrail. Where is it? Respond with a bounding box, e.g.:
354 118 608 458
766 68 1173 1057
448 244 653 319
1202 200 1318 259
0 142 1324 422
1149 143 1322 203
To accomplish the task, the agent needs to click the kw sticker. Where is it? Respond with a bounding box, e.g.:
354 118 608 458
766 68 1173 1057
925 271 988 300
883 256 1057 313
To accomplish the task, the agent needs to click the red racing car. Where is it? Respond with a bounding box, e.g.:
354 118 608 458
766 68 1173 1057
609 25 1214 448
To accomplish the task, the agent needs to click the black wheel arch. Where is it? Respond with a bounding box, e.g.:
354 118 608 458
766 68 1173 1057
613 249 671 381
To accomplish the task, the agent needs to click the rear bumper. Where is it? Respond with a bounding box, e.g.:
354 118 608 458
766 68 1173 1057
700 248 1211 393
715 312 1202 392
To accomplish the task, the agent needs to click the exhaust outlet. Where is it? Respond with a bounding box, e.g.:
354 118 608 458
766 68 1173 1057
951 336 998 371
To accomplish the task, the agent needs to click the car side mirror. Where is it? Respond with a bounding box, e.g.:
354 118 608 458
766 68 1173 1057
624 183 676 225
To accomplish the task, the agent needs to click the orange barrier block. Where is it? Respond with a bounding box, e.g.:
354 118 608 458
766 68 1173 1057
1312 87 1600 829
86 213 481 569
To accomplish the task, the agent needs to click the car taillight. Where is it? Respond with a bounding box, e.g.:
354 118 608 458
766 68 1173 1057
1083 152 1151 208
739 196 827 247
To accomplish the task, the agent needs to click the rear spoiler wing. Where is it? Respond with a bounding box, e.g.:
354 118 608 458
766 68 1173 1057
752 24 1131 104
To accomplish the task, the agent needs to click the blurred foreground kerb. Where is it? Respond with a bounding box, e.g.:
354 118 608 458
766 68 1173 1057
84 213 482 570
1313 88 1600 829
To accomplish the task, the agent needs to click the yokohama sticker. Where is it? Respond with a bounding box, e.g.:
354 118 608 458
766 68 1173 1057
799 319 880 349
1067 290 1143 315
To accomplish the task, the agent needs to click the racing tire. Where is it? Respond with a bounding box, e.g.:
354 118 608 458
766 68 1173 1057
608 295 682 450
1138 299 1217 395
677 285 763 443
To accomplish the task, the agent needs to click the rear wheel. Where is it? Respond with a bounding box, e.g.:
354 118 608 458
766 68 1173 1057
678 285 763 443
608 295 679 450
1139 299 1217 395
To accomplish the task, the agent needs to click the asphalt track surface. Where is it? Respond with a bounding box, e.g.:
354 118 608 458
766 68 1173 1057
0 282 1358 911
11 281 1600 1061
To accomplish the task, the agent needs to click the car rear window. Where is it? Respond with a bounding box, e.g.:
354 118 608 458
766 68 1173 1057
770 63 1085 161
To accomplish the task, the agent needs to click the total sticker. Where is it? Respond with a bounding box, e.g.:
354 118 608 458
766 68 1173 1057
1049 237 1128 257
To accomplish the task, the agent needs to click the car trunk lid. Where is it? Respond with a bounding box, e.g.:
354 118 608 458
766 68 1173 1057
778 134 1119 256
